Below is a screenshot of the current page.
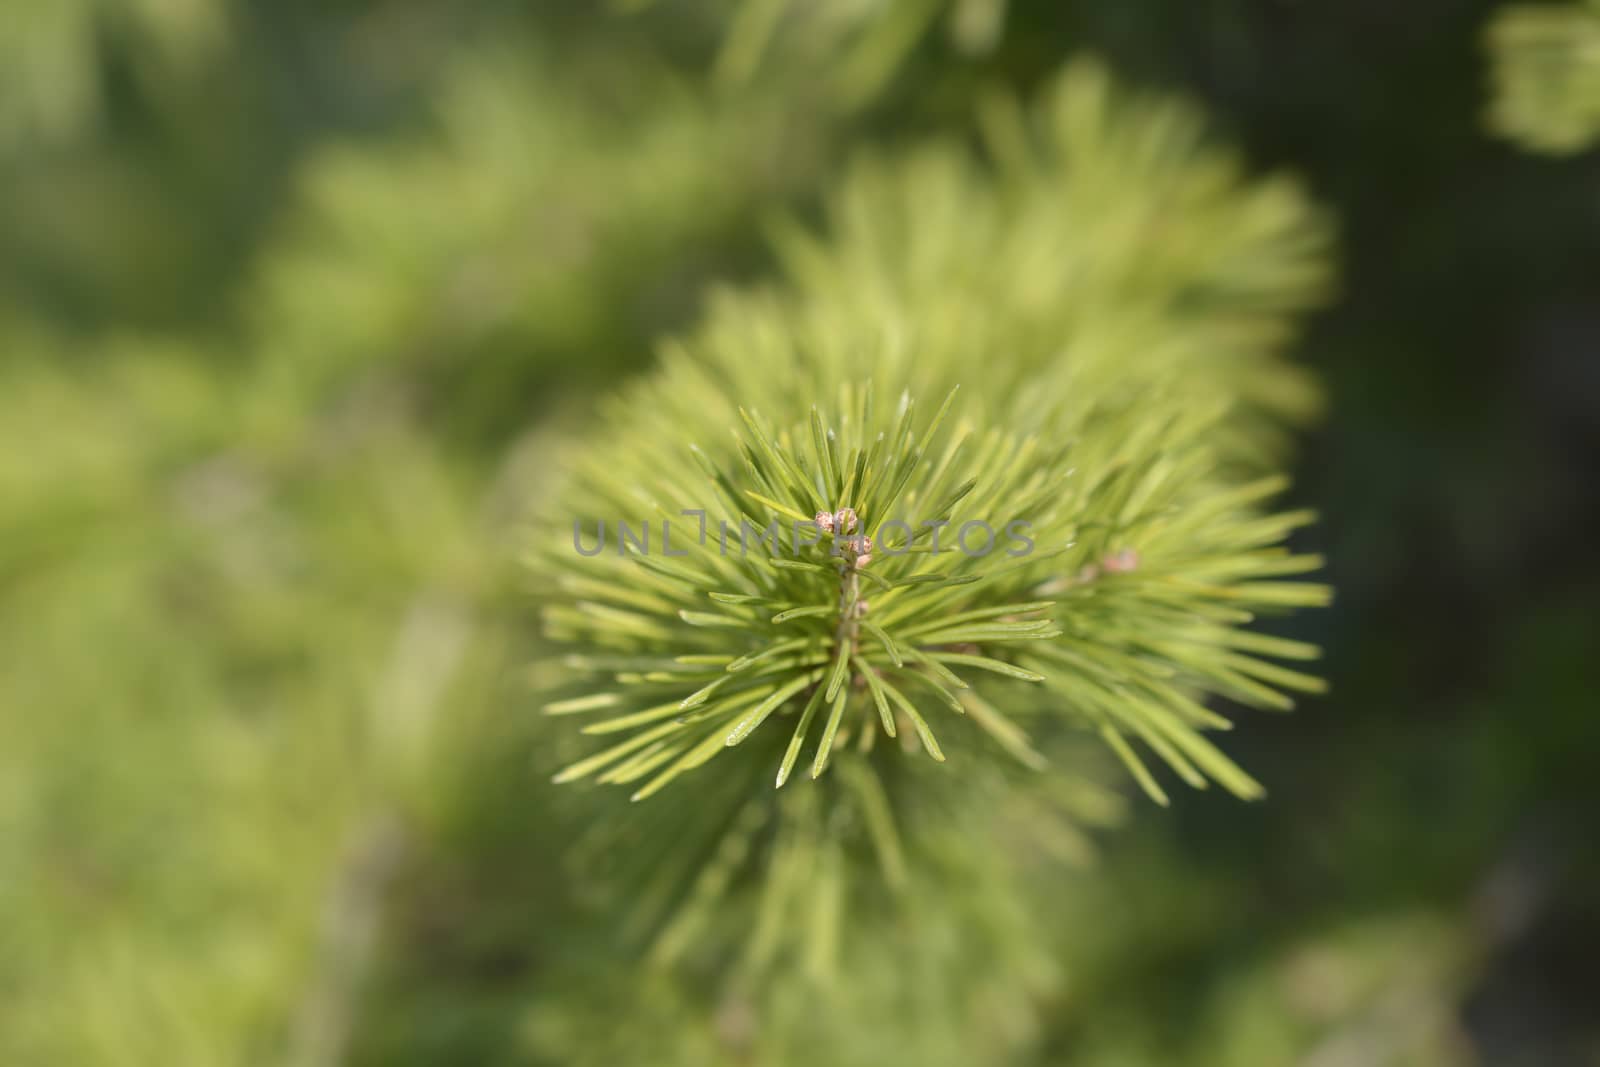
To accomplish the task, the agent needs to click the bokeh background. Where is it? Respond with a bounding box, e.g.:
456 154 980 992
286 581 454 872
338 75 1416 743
3 2 1597 1064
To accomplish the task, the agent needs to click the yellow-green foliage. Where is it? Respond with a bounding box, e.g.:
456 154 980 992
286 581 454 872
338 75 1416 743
529 66 1333 1036
0 0 225 145
1 9 1366 1065
0 326 514 1064
1487 0 1600 153
246 46 833 446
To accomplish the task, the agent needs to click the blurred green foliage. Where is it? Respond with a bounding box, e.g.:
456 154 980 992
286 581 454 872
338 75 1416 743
1488 0 1600 154
3 1 1598 1066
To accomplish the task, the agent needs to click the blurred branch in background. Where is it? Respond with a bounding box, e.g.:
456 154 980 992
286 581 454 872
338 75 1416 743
242 43 832 450
0 0 226 147
1487 0 1600 153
